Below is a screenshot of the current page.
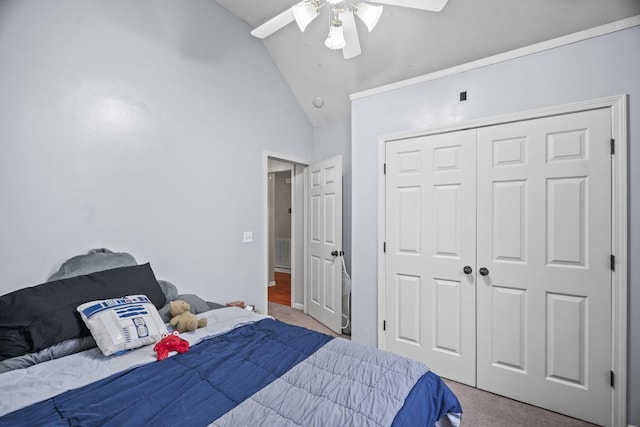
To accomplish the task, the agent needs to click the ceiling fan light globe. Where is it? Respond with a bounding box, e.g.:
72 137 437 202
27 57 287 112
355 3 383 32
324 24 346 49
292 2 319 32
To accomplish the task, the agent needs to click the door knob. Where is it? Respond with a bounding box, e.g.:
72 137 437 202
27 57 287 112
479 267 489 276
331 250 339 257
463 266 473 274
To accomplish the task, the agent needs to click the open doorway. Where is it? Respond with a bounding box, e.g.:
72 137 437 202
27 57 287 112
264 152 348 336
268 169 292 305
267 157 305 310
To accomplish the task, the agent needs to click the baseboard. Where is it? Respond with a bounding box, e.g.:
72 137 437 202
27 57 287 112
268 281 276 287
274 267 291 273
292 302 304 310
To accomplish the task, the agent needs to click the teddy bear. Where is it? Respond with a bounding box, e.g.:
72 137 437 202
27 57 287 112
153 331 189 361
169 300 208 333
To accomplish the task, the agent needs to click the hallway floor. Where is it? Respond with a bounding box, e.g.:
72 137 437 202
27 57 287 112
268 271 291 306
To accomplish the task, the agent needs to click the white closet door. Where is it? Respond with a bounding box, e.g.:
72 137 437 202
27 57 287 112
475 109 612 426
384 130 477 385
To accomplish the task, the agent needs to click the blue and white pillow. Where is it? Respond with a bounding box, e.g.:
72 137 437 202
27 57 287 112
77 295 167 356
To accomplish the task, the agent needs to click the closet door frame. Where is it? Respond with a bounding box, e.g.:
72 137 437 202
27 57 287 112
376 94 628 427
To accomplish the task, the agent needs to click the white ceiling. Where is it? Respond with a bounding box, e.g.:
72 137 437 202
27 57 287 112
216 0 640 127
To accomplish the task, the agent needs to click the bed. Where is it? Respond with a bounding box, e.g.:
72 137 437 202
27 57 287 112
0 250 462 426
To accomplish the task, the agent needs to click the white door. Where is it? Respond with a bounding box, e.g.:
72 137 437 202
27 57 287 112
476 109 612 426
305 155 343 333
384 108 612 425
384 130 477 385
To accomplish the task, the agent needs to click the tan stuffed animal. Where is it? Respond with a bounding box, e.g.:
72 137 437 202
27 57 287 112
169 300 208 333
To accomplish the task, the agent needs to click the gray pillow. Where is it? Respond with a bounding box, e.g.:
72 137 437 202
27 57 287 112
158 304 173 323
207 302 225 310
176 294 210 314
158 294 211 323
47 248 137 281
158 280 178 301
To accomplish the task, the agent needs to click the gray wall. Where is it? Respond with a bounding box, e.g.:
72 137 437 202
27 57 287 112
0 0 314 313
274 171 291 240
313 120 352 273
351 25 640 424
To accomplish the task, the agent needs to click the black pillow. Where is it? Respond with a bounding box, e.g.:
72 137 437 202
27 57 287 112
0 328 30 361
0 263 166 360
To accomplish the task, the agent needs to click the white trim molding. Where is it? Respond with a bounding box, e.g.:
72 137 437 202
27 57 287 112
263 151 311 315
610 95 628 427
377 95 628 427
352 16 640 101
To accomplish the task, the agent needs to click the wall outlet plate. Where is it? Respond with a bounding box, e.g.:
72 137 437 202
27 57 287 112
243 231 253 243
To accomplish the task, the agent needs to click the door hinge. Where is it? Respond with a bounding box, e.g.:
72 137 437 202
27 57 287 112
611 254 615 272
383 242 386 253
383 163 386 174
610 139 615 155
610 370 615 388
383 320 386 331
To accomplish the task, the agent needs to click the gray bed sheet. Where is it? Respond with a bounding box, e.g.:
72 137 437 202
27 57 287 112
0 336 96 374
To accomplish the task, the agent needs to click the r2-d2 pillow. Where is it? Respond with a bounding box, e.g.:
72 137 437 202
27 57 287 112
78 295 167 356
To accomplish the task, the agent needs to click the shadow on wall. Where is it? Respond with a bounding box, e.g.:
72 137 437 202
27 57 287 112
95 0 232 63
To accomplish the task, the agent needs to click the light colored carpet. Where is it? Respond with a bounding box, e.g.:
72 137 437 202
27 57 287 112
267 302 599 427
267 301 348 338
443 379 599 427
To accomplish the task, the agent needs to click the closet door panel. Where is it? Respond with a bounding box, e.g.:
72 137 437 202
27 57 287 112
476 108 612 426
385 130 476 386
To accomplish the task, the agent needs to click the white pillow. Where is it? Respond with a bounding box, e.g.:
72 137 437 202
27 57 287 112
77 295 167 356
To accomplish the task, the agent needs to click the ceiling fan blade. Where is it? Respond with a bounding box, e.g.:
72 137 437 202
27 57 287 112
371 0 448 12
250 5 297 39
341 10 361 59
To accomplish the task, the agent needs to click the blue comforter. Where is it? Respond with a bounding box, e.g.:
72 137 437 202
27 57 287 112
0 319 461 426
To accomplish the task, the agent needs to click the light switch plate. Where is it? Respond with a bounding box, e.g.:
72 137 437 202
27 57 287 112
243 231 253 243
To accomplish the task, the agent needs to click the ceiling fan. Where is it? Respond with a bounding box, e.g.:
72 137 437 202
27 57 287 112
251 0 449 59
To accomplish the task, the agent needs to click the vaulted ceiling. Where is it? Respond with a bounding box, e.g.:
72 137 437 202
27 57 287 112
217 0 640 127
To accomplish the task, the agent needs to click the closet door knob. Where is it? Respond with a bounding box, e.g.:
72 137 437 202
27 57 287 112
479 267 489 276
463 266 473 275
